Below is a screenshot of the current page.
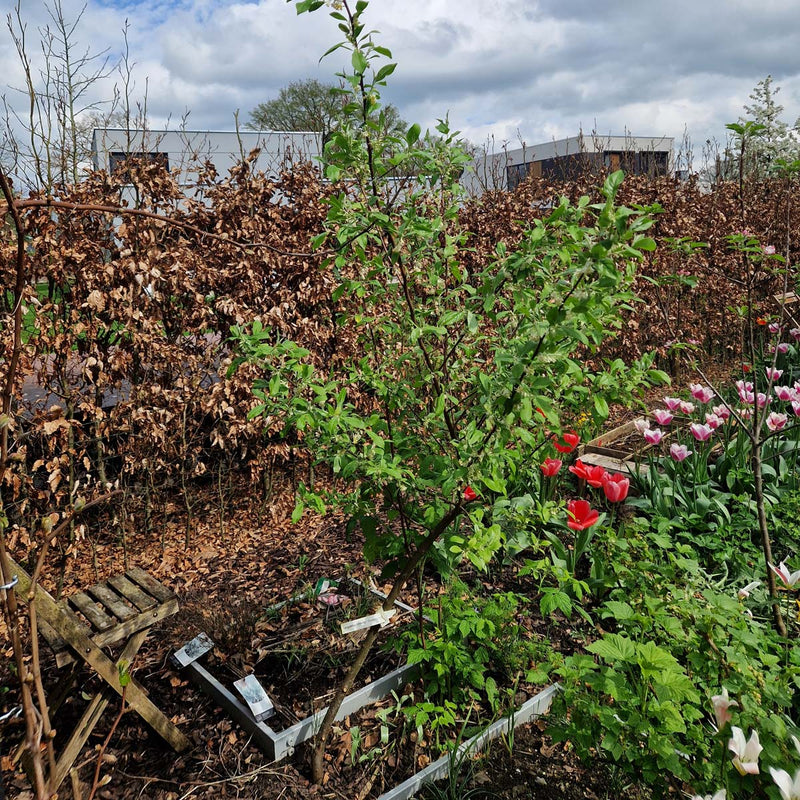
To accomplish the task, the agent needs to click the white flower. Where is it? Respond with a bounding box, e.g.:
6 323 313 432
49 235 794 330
711 687 738 730
737 580 760 599
770 767 800 800
770 560 800 588
691 791 726 800
729 726 762 775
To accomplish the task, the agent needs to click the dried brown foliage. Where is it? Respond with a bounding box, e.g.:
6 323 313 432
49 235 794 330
1 156 342 559
2 159 797 562
463 172 798 369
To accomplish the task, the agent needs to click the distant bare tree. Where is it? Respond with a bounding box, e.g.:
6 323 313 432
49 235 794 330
2 0 115 190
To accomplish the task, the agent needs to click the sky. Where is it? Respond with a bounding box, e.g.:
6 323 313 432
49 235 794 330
2 0 800 171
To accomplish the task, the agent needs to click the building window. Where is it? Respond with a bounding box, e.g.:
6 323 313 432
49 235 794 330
506 162 529 190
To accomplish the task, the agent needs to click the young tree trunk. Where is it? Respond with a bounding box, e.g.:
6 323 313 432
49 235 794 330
310 504 462 783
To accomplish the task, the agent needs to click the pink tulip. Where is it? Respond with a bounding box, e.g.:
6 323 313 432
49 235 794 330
756 392 769 408
690 423 714 441
766 367 783 381
705 413 724 430
739 407 753 420
768 321 781 334
712 404 731 420
689 383 715 403
774 385 796 402
643 427 664 445
792 400 800 416
766 412 788 432
651 409 674 426
634 418 651 434
670 443 692 462
790 327 800 341
775 342 790 354
602 473 630 503
736 381 754 404
679 400 695 415
663 396 682 411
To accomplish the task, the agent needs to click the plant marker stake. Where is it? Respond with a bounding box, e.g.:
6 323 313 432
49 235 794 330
340 608 396 634
234 674 275 722
171 632 214 669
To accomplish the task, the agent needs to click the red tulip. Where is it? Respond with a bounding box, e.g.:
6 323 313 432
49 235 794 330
584 464 609 488
569 459 607 488
553 432 580 454
463 486 478 502
602 472 630 503
566 499 599 531
540 457 563 477
568 458 590 480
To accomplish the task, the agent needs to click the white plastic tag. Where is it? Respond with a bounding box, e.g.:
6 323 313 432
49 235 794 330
340 607 396 634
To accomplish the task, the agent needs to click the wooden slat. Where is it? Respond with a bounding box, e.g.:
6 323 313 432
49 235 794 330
68 592 116 631
90 596 179 649
579 452 648 476
108 574 157 611
582 418 640 451
126 566 175 603
38 618 75 668
584 444 633 459
86 583 137 621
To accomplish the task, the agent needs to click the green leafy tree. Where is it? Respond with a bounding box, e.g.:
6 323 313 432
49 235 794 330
235 0 664 783
247 77 405 144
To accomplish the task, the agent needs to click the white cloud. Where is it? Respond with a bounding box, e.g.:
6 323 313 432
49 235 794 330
1 0 799 170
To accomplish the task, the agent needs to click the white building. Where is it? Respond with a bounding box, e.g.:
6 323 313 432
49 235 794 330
90 128 322 185
464 133 674 196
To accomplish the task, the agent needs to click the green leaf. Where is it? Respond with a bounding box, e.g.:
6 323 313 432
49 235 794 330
636 641 681 678
295 0 325 13
351 49 368 74
406 123 421 145
587 633 636 664
375 63 397 82
634 237 657 252
602 170 624 198
602 600 635 621
540 589 572 617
